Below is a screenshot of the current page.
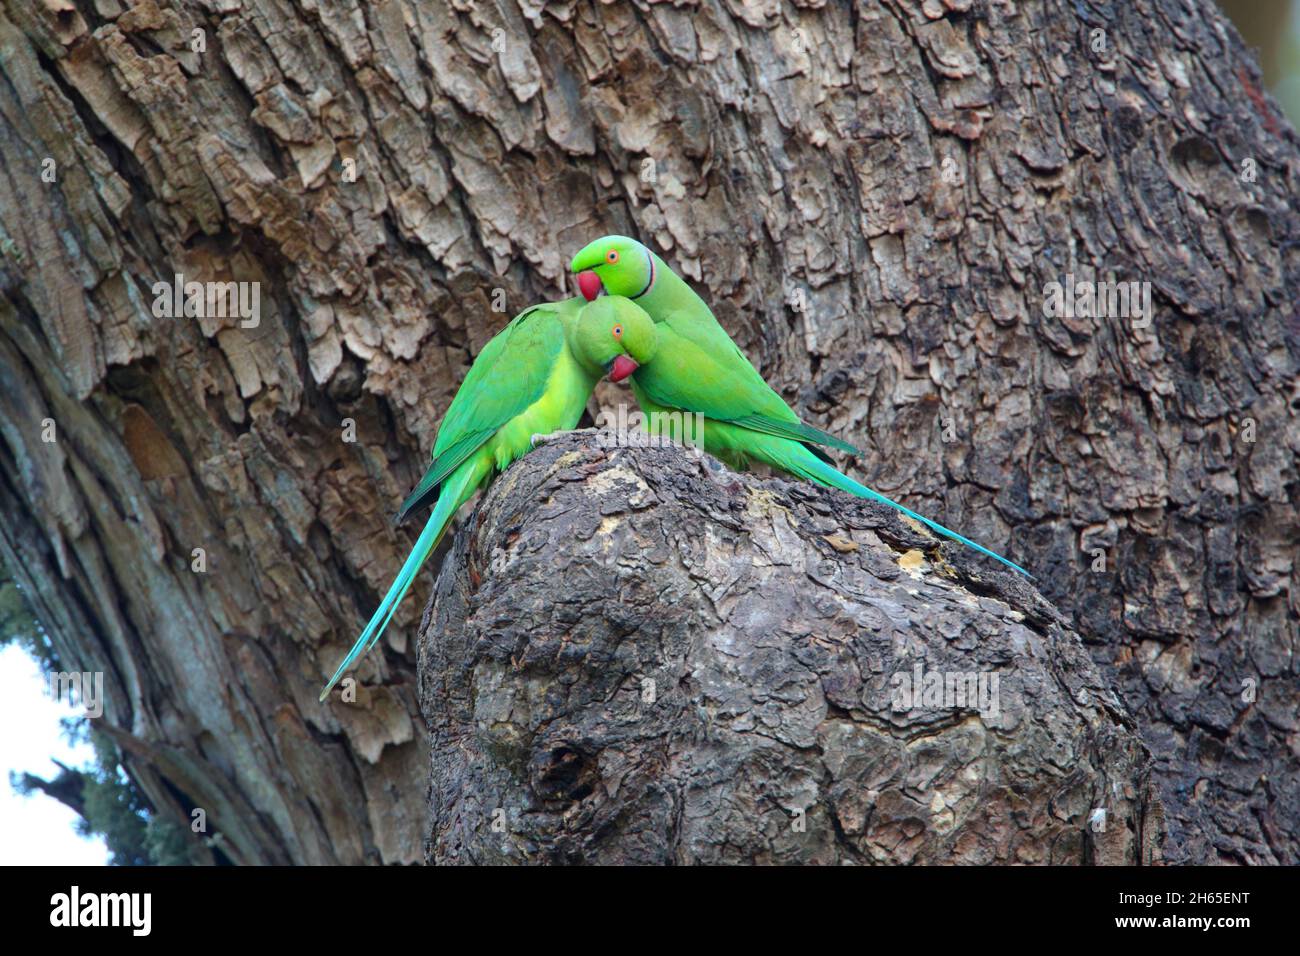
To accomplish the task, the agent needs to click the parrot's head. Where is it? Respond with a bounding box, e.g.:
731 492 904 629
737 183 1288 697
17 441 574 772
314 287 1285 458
573 295 658 383
569 235 654 301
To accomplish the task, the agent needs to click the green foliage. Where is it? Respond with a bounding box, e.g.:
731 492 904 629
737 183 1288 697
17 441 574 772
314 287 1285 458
77 742 154 867
0 564 55 670
143 814 193 867
3 559 192 865
79 771 191 867
11 727 194 866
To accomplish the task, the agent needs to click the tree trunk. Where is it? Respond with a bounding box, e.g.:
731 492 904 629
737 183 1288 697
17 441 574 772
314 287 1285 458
421 432 1166 864
0 0 1294 864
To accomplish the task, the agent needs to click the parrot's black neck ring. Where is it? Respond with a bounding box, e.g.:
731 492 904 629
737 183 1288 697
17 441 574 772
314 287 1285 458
630 250 655 300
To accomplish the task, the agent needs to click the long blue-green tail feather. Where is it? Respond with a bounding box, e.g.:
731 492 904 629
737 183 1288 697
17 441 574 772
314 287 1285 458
775 442 1031 578
319 460 485 701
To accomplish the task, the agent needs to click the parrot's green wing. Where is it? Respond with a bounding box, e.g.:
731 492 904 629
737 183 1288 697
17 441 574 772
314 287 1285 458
634 311 859 456
394 430 494 522
395 302 575 522
725 414 855 459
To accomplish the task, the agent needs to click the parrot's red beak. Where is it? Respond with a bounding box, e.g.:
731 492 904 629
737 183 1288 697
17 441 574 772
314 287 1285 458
577 270 603 302
609 355 638 383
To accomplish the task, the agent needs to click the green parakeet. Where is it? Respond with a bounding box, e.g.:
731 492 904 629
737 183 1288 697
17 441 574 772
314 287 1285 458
572 236 857 458
570 263 1030 577
319 296 611 700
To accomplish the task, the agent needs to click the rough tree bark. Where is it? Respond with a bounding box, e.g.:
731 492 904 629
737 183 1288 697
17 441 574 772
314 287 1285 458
0 0 1294 864
422 432 1165 864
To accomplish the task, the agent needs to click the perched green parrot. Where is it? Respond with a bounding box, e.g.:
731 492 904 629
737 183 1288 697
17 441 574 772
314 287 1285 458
571 236 859 456
319 296 612 700
570 263 1030 578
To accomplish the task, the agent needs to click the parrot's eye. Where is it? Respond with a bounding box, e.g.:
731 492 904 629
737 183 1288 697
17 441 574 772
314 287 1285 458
606 250 620 264
612 325 623 338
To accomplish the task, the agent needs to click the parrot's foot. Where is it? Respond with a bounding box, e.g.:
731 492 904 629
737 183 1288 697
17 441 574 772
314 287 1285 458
530 427 596 448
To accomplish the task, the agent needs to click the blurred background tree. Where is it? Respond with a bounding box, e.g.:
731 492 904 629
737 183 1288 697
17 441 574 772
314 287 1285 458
1220 2 1300 122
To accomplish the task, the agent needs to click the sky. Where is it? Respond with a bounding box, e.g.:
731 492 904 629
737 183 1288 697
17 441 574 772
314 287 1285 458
0 643 109 865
